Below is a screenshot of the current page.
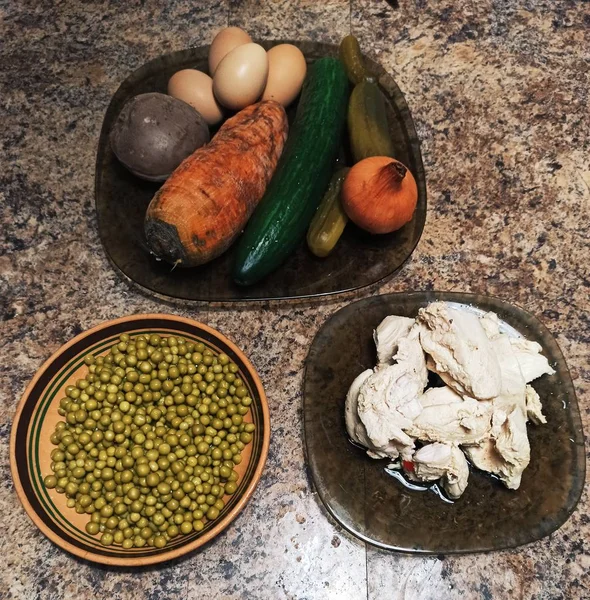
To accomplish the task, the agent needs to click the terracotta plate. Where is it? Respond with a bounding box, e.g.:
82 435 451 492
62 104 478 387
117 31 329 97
95 40 427 302
10 315 270 566
304 292 585 553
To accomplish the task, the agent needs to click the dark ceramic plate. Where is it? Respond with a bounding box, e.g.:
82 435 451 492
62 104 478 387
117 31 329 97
304 292 585 553
95 41 426 302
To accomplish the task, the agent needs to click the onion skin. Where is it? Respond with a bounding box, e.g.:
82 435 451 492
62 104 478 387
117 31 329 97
342 156 418 234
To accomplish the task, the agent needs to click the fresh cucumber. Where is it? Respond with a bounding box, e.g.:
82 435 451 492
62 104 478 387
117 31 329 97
233 57 349 285
307 167 349 258
348 80 395 162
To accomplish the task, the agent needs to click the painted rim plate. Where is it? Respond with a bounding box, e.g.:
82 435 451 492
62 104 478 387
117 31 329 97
11 314 270 566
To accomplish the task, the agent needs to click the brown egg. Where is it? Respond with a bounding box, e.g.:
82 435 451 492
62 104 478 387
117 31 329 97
167 69 223 126
213 43 269 111
208 27 252 75
262 44 307 107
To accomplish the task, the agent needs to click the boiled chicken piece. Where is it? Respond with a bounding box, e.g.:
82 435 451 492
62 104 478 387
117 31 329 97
407 442 470 499
479 309 555 383
345 301 551 499
462 335 530 489
510 337 555 383
345 370 376 450
418 302 502 400
407 386 492 445
357 326 427 456
345 369 400 458
480 310 501 339
373 315 415 366
525 385 546 425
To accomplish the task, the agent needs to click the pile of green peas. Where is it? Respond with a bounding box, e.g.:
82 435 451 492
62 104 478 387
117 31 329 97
44 333 255 550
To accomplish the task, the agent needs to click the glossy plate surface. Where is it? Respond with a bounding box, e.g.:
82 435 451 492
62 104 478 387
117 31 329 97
95 40 427 302
304 292 585 553
10 315 270 566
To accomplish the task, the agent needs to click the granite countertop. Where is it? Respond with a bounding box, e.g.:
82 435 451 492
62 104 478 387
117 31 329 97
1 1 589 598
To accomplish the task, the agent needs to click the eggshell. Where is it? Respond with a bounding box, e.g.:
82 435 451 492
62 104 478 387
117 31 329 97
213 43 269 111
262 44 307 107
167 69 223 126
208 27 252 75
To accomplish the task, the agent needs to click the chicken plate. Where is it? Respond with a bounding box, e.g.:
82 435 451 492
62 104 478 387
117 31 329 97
344 301 554 499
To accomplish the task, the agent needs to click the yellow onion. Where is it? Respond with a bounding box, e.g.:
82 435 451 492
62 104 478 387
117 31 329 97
342 156 418 234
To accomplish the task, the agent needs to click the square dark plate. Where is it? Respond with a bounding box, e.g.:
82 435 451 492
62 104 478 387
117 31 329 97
95 40 427 302
303 292 585 553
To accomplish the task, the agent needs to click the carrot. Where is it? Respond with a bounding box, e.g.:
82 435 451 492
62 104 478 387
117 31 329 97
144 100 288 267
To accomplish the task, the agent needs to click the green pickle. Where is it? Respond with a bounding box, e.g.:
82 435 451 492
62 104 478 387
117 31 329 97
339 34 370 85
307 167 350 258
348 80 396 162
44 335 255 550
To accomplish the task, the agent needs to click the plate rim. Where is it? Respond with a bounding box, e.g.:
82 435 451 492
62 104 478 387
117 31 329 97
94 39 428 303
303 290 586 554
10 313 271 566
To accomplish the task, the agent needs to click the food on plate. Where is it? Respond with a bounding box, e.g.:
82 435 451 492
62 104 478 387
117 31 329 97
373 314 414 365
419 302 502 400
43 333 255 549
144 100 288 267
344 301 555 499
167 69 224 126
348 80 396 162
109 92 210 182
208 26 252 75
339 34 370 85
213 43 269 110
262 44 307 107
306 167 350 257
233 57 349 285
342 156 418 234
410 443 470 500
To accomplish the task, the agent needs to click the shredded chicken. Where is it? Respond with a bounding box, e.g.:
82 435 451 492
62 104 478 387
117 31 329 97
344 302 553 499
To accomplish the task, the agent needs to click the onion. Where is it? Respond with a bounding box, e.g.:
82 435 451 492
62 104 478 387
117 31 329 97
341 156 418 234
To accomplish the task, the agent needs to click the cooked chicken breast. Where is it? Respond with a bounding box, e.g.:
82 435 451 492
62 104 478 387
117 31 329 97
479 309 555 383
357 326 427 454
407 386 492 445
344 369 404 459
510 337 555 382
344 369 376 449
373 315 415 366
525 385 546 424
345 301 552 500
418 302 502 400
480 310 501 339
462 335 530 489
408 443 470 499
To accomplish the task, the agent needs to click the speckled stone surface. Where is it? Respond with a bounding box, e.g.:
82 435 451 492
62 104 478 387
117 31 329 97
1 0 589 598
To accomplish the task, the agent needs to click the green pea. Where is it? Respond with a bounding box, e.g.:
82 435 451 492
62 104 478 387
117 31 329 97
100 532 114 546
86 521 100 535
